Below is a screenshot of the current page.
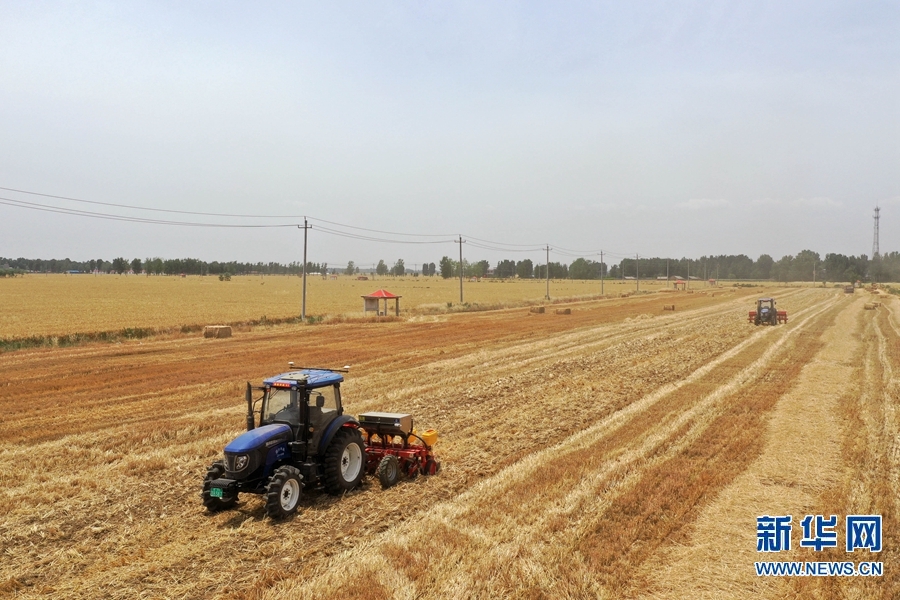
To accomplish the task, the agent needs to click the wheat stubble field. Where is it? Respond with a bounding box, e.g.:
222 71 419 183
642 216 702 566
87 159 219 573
1 284 897 598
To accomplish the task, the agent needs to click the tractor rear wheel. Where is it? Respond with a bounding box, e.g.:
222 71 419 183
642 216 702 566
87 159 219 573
202 461 237 512
323 428 365 495
377 455 400 489
265 465 303 519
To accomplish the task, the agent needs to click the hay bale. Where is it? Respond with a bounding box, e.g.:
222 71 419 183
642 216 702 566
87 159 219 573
663 304 675 311
555 308 571 315
529 306 545 314
864 303 877 310
204 325 232 338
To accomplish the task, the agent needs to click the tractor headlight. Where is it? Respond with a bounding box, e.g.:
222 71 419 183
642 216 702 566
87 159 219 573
234 454 249 471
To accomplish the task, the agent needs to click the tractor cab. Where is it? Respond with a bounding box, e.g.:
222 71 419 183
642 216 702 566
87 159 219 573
259 370 344 451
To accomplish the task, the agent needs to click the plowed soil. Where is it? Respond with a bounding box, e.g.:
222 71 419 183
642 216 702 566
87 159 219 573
1 287 896 599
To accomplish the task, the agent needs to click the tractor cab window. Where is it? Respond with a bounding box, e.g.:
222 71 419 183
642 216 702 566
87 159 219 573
262 388 300 426
308 385 339 415
307 385 340 450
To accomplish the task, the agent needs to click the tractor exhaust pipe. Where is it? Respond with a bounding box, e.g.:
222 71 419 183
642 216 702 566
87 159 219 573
246 382 254 431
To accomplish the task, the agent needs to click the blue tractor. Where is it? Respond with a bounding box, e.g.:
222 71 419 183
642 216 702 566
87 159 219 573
202 366 366 519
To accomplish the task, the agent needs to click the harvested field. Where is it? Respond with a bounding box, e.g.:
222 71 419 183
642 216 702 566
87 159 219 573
0 273 729 339
1 286 896 598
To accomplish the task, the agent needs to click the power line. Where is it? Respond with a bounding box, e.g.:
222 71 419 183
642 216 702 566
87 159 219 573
2 184 650 257
467 240 544 253
465 235 547 248
0 197 299 228
313 224 456 245
307 216 455 238
0 185 301 218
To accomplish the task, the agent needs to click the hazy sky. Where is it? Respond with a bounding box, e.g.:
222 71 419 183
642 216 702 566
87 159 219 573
1 2 898 269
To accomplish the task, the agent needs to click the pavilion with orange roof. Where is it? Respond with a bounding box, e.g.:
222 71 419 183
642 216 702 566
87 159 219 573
362 289 402 316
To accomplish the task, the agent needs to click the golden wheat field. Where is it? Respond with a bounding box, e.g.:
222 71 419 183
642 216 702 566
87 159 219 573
1 282 897 599
0 273 678 339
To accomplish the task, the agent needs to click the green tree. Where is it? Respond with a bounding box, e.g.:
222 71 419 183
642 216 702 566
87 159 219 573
345 261 356 276
439 256 455 279
376 260 388 276
569 258 602 280
390 259 405 276
772 255 794 282
111 257 129 274
471 260 490 277
791 250 820 281
754 254 774 279
130 258 142 274
516 259 533 279
495 259 516 278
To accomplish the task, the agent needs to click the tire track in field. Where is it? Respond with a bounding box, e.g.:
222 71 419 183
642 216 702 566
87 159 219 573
348 288 810 420
777 296 900 600
633 292 857 599
266 291 839 599
0 291 762 445
798 299 900 600
0 289 819 599
2 294 757 598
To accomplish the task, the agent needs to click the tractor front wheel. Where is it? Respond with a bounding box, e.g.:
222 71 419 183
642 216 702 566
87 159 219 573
324 428 365 495
265 465 303 519
202 461 237 512
377 455 400 489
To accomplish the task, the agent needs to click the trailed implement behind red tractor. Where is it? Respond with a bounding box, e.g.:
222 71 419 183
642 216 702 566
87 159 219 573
358 412 441 488
748 298 787 326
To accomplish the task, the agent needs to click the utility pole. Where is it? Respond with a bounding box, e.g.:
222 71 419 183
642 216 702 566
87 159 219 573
456 235 466 303
873 206 881 259
666 259 669 287
636 254 639 292
545 245 551 300
600 250 604 296
299 218 312 321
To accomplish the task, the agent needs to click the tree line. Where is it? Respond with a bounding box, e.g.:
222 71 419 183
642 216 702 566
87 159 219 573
431 251 894 283
0 257 326 276
4 250 899 283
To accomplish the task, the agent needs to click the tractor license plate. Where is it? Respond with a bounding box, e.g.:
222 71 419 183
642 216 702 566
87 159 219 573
210 487 223 498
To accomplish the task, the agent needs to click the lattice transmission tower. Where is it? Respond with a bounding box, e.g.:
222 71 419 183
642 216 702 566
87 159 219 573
873 206 881 260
